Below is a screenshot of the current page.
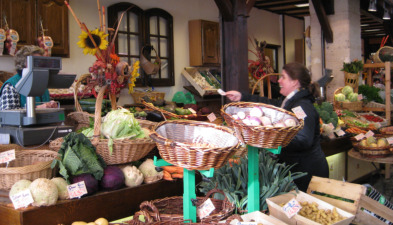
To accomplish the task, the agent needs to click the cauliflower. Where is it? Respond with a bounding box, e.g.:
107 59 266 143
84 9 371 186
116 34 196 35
122 165 144 187
9 179 32 198
51 177 69 200
29 178 58 206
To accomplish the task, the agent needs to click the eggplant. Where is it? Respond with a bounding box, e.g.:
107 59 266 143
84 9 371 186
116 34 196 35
146 111 165 122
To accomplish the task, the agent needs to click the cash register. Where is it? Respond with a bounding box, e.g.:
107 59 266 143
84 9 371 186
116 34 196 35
0 56 76 146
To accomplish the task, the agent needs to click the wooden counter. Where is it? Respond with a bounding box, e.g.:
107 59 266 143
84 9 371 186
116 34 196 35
0 179 183 225
321 135 352 157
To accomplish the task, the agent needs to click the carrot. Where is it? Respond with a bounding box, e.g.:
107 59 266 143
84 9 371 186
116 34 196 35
171 173 184 179
161 166 183 174
163 170 173 181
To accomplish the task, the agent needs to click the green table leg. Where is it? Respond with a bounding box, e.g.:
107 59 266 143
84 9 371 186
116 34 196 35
247 145 260 212
183 168 197 223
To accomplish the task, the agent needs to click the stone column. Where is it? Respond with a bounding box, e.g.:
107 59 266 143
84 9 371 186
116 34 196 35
309 0 361 102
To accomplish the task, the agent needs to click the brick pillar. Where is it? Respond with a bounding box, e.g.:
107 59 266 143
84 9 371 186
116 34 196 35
309 0 361 102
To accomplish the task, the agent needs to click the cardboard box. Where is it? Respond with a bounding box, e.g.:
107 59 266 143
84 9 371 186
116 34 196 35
181 67 218 97
267 191 355 225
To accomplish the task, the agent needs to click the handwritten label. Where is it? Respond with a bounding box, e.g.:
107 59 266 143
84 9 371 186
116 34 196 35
355 133 366 141
387 136 393 145
188 108 196 114
10 189 34 209
217 89 226 96
292 106 307 119
197 198 215 219
365 130 375 138
335 129 346 137
0 149 15 164
67 181 88 199
358 94 363 101
207 113 217 122
282 198 302 218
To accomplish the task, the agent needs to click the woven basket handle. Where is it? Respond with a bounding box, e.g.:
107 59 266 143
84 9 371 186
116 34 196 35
132 210 155 223
224 214 243 224
139 200 161 222
251 73 280 98
92 85 108 144
202 188 227 204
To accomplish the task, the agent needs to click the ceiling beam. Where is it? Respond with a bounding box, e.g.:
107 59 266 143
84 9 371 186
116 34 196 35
214 0 233 21
246 0 257 14
311 0 333 43
255 0 308 8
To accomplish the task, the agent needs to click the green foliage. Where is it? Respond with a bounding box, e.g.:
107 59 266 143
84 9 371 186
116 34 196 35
321 102 333 113
51 132 107 183
341 60 364 74
197 150 306 213
358 85 383 103
319 110 330 122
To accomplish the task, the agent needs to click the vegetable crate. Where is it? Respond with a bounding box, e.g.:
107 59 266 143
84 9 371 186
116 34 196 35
266 190 355 225
344 72 359 93
333 87 363 111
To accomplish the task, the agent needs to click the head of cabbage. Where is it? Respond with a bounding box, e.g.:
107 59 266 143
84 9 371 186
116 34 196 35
341 86 353 96
347 92 359 102
334 93 346 102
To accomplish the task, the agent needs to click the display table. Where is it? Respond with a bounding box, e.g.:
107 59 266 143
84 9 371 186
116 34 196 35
348 148 393 179
0 179 183 225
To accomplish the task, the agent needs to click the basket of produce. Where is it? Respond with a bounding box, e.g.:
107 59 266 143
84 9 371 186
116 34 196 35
131 90 165 104
353 136 391 158
341 116 380 131
221 102 304 149
0 149 58 190
333 86 363 111
373 46 393 63
137 189 234 224
149 120 240 170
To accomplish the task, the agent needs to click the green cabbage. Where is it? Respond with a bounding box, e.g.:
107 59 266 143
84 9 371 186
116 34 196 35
334 93 346 102
347 92 359 102
342 86 353 96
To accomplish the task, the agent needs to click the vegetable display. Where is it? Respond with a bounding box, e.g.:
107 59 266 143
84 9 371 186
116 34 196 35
314 102 338 128
100 166 125 190
51 132 107 183
334 85 361 103
29 178 59 207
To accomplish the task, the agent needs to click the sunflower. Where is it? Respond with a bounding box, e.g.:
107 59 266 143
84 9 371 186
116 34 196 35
77 28 108 55
128 61 140 94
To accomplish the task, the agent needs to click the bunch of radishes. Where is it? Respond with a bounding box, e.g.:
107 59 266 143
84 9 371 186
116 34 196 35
230 107 298 128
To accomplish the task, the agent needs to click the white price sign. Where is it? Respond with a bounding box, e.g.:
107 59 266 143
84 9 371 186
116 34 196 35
335 129 346 137
197 198 215 219
355 133 365 141
292 106 307 119
282 198 302 218
67 181 88 199
0 149 15 164
387 136 393 145
11 189 34 209
207 112 217 122
188 108 196 114
365 130 375 138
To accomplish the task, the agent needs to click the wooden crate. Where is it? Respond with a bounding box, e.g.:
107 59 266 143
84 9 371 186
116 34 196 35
307 176 366 215
355 194 393 225
266 191 355 225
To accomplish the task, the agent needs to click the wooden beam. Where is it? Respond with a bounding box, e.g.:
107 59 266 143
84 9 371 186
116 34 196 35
311 0 333 43
214 0 234 21
246 0 256 15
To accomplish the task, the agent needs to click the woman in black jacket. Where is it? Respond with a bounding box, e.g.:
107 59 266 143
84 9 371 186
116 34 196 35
225 62 329 192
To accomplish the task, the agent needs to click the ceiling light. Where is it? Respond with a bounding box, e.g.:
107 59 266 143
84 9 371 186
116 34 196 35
295 3 309 8
369 0 377 12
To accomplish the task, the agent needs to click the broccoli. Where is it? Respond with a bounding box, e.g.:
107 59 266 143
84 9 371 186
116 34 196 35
321 102 333 113
327 117 338 128
319 110 330 123
330 111 338 120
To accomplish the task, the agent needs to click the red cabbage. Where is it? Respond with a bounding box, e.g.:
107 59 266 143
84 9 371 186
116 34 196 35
100 166 125 190
71 173 99 196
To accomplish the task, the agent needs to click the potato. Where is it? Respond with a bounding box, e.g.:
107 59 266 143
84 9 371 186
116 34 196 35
95 218 109 225
71 222 87 225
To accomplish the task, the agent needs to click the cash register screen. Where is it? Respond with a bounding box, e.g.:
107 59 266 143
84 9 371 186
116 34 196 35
32 56 61 70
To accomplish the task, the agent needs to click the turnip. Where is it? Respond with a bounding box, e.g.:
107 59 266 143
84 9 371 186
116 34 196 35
274 122 285 128
232 114 239 120
237 111 246 120
259 116 272 126
284 118 297 127
247 116 262 126
249 107 263 117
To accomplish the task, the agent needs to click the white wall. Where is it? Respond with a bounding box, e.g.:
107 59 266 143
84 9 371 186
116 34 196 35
285 15 305 64
0 0 304 106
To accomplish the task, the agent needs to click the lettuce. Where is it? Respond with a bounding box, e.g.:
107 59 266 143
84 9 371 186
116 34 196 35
51 132 106 183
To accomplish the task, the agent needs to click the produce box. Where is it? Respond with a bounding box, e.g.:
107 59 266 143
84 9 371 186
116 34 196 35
181 67 218 97
266 191 355 225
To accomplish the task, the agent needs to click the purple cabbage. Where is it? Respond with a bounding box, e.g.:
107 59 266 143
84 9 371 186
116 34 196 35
100 166 125 190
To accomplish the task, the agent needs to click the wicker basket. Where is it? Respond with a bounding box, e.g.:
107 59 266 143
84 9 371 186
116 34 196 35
131 90 165 104
149 120 240 170
353 143 391 158
0 149 58 190
0 71 14 82
373 46 393 63
138 189 234 224
142 100 207 120
333 87 363 111
344 72 360 93
221 102 304 149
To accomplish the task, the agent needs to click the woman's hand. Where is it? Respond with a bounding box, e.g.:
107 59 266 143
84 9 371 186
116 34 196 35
225 91 242 102
36 100 58 109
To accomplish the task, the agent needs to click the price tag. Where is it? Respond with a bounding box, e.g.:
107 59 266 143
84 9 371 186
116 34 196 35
0 149 15 164
291 106 307 119
282 198 302 218
365 130 375 138
387 136 393 145
327 123 335 130
10 189 34 209
335 129 346 137
197 198 215 219
207 112 217 122
67 181 88 199
188 108 196 114
355 133 366 141
217 89 226 96
358 94 363 101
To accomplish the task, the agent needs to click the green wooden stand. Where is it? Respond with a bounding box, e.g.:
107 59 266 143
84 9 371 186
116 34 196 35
247 145 281 213
154 156 214 223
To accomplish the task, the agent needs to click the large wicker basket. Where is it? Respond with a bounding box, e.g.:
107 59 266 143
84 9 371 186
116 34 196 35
221 102 304 149
137 189 234 224
353 143 391 158
0 149 58 190
142 100 207 121
149 120 240 171
333 87 363 111
344 71 359 93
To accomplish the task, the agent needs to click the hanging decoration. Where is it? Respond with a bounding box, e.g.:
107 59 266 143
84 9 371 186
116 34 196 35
36 18 53 56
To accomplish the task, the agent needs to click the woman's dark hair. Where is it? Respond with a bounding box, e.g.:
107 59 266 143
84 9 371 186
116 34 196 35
283 62 320 98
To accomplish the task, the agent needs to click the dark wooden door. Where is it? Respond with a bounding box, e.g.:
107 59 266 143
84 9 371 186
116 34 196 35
202 20 220 65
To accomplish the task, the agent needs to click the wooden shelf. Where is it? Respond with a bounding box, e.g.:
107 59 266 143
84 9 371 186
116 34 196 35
0 179 183 225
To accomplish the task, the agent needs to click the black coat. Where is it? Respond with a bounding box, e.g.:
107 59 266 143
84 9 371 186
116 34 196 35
241 89 329 191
